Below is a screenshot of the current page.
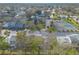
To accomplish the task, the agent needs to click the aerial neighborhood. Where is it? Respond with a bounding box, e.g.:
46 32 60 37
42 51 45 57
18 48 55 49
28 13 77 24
0 3 79 55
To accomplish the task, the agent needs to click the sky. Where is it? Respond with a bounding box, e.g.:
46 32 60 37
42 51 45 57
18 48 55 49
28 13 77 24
0 0 79 3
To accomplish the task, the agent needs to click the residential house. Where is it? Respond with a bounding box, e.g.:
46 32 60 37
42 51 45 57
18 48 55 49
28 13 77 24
59 15 68 19
57 33 79 46
57 36 72 46
2 21 26 30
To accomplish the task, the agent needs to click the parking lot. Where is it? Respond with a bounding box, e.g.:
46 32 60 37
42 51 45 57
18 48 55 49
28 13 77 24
53 20 78 32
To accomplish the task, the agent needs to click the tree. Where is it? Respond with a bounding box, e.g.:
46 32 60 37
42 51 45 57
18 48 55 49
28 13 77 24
48 34 62 55
16 31 44 54
36 23 45 30
47 27 56 32
28 36 44 54
16 31 27 49
65 48 78 55
0 36 10 54
25 8 37 18
4 30 10 37
47 34 79 55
